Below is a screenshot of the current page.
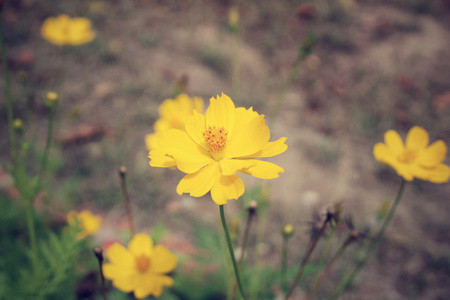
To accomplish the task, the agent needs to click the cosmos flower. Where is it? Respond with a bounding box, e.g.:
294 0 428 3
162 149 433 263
103 233 177 299
67 210 102 240
149 93 287 205
145 94 204 151
41 15 95 46
373 126 450 183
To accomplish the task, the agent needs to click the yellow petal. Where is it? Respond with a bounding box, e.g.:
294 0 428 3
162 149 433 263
238 137 288 159
220 159 255 176
106 243 134 267
102 263 135 280
384 130 404 156
411 163 450 183
373 143 397 165
150 245 178 274
206 93 236 134
406 126 429 152
129 233 153 257
134 274 173 298
241 160 285 179
417 140 447 168
185 110 208 151
225 111 270 158
156 129 212 173
112 273 140 294
176 163 220 197
210 175 244 205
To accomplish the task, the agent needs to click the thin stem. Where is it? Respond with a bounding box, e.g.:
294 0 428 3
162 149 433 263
36 105 55 189
93 247 108 300
281 236 289 292
328 179 407 300
285 217 329 300
119 166 135 237
220 205 247 300
0 11 17 169
231 203 257 300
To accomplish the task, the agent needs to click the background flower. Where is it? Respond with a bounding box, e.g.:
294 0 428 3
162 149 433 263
103 233 177 299
373 126 450 183
146 93 204 150
67 210 102 239
41 15 95 46
149 93 287 204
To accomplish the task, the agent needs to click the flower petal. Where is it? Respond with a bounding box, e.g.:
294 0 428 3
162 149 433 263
134 274 173 299
238 137 288 159
206 93 236 134
176 163 220 197
225 110 270 158
111 273 140 293
106 243 134 267
220 159 255 176
155 129 213 173
185 109 208 151
148 148 177 168
373 143 398 166
241 160 285 179
102 263 135 280
384 130 404 156
410 163 450 183
417 140 447 168
129 233 153 257
149 245 178 274
210 175 244 205
406 126 429 152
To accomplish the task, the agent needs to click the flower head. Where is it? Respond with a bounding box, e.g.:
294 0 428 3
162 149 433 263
373 126 450 183
103 233 177 299
67 210 102 240
146 94 204 150
41 15 95 46
149 93 288 205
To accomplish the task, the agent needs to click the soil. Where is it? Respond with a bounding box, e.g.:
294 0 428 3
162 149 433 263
2 0 450 299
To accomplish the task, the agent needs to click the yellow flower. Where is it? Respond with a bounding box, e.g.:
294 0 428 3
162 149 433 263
67 210 102 240
373 126 450 183
145 94 204 151
149 93 288 205
41 15 95 46
103 233 177 299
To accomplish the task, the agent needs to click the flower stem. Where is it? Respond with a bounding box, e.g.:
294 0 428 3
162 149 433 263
36 105 55 190
285 216 330 300
93 247 108 300
281 235 289 292
119 166 135 237
220 205 248 300
328 179 406 299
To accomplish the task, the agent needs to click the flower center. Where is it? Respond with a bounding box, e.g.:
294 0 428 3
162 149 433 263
398 150 417 163
135 254 151 272
203 126 228 154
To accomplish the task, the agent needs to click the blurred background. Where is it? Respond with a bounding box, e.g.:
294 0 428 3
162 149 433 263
1 0 450 299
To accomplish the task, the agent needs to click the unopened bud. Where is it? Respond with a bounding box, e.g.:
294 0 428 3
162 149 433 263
228 7 239 32
248 200 258 216
45 91 59 107
282 224 294 239
119 166 127 178
93 246 104 264
13 118 24 131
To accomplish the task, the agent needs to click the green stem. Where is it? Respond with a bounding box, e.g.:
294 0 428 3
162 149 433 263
36 105 55 189
220 205 248 300
281 236 289 292
328 179 406 299
25 195 38 271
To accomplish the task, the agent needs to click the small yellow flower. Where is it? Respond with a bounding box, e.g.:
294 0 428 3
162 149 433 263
67 210 102 240
103 233 177 299
41 15 96 46
145 94 204 151
373 126 450 183
149 93 288 205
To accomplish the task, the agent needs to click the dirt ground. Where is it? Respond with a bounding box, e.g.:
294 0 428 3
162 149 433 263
2 0 450 299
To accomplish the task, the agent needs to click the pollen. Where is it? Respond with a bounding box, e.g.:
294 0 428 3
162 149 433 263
135 254 151 272
203 126 228 153
398 150 417 163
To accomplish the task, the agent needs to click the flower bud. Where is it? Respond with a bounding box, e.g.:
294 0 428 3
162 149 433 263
45 91 59 107
282 224 294 239
13 118 24 132
228 6 239 32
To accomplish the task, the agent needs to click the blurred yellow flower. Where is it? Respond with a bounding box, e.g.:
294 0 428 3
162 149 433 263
103 233 177 299
149 93 287 205
146 94 204 151
67 210 102 239
41 15 95 46
373 126 450 183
